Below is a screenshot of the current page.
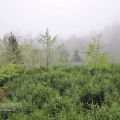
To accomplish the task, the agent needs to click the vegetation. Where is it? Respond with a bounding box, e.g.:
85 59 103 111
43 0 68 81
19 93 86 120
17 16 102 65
0 31 120 119
72 50 82 63
1 33 22 64
0 64 120 119
38 29 57 69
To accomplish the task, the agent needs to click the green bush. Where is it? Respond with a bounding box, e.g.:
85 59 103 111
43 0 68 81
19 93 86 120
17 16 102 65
0 64 21 86
1 64 120 119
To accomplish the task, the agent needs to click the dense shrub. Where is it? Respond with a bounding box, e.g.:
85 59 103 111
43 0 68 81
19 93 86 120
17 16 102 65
0 64 22 86
81 91 105 109
0 64 120 119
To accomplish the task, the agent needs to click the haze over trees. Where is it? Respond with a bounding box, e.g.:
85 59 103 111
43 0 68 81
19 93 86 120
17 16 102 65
0 33 22 64
38 29 57 69
0 0 120 119
0 29 120 119
72 50 82 64
0 30 71 68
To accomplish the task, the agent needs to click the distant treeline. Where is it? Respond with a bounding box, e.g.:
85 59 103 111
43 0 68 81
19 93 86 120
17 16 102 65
0 30 83 68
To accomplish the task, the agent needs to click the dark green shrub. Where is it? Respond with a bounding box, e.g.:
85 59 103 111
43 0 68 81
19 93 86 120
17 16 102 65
59 80 72 96
81 91 105 109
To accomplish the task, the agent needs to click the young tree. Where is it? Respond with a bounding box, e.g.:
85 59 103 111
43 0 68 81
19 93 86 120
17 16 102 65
85 40 109 68
56 44 69 65
21 42 42 68
0 38 5 63
38 29 56 69
3 33 22 64
72 50 82 63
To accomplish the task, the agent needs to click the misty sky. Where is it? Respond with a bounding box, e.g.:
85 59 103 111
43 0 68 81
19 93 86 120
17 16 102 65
0 0 120 38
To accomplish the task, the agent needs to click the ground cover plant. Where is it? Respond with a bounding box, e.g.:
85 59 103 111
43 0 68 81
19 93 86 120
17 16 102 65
0 64 120 120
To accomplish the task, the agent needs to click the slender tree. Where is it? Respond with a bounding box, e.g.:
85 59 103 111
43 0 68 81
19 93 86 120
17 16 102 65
56 44 69 65
38 29 56 69
72 50 82 63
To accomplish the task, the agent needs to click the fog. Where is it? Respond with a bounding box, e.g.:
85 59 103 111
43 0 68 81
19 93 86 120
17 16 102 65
0 0 120 60
0 0 120 38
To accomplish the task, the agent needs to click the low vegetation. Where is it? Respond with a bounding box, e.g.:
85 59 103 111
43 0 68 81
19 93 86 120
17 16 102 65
0 31 120 119
0 64 120 119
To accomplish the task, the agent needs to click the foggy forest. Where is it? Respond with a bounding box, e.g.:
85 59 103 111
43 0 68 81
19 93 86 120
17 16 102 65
0 0 120 120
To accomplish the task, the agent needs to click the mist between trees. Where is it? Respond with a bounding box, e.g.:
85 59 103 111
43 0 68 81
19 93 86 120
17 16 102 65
0 29 120 120
0 30 80 68
0 29 113 69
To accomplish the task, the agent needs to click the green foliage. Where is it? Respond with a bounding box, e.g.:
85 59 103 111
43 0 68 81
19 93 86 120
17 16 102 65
0 30 119 120
0 31 70 67
84 40 109 68
1 64 120 120
3 32 23 64
0 64 20 86
44 96 72 117
38 29 57 69
0 64 120 119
